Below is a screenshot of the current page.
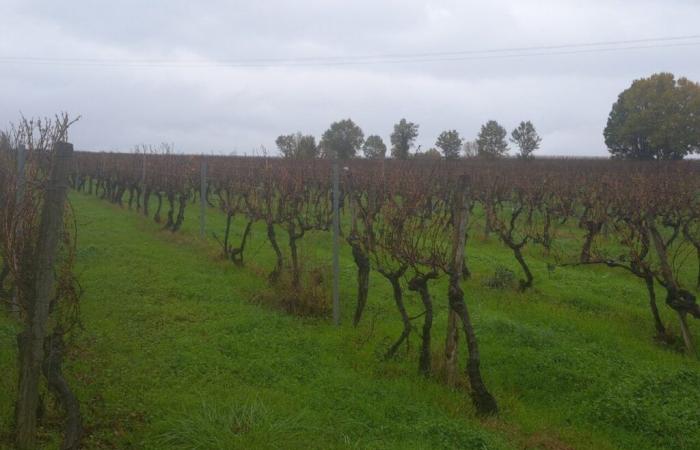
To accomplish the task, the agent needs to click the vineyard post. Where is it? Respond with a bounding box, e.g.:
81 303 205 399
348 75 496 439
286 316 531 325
200 156 207 238
141 150 146 186
15 142 73 450
16 144 27 205
332 159 340 325
10 145 27 315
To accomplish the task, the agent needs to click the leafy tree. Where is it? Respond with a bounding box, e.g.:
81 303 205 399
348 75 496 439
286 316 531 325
476 120 509 159
362 135 387 159
390 119 419 159
320 119 364 160
604 73 700 160
435 130 463 159
510 121 542 159
463 140 478 158
275 133 318 159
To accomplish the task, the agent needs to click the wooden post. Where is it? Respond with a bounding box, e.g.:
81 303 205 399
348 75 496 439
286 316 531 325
200 156 207 238
15 142 73 450
16 144 26 205
332 160 340 326
10 145 27 316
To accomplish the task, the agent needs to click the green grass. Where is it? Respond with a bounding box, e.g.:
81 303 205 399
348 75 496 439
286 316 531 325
1 192 699 449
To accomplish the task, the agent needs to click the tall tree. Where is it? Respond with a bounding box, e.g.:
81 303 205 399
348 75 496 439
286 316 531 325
320 119 364 160
436 130 463 159
275 133 318 159
476 120 509 159
362 135 387 159
510 121 542 159
390 119 419 159
604 73 700 160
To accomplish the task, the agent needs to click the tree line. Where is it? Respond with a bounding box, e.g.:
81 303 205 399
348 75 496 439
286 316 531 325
276 118 542 160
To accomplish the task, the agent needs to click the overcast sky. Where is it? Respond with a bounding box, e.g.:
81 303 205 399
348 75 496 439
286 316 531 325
1 0 699 157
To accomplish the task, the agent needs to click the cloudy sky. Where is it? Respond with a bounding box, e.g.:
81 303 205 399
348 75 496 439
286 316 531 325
1 0 699 156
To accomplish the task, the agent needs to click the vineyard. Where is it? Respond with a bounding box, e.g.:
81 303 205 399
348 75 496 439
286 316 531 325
3 141 700 448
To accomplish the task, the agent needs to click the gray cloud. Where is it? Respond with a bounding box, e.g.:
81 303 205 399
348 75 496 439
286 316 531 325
2 0 699 156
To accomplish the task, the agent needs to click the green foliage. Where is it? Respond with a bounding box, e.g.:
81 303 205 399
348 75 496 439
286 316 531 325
362 135 387 159
435 130 463 159
320 119 364 160
477 120 509 159
275 133 319 159
390 119 419 159
604 72 700 160
510 121 541 159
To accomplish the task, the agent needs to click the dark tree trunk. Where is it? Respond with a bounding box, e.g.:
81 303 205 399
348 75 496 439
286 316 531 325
230 221 253 266
450 177 498 416
349 238 370 327
408 274 436 377
267 223 284 283
222 212 233 256
172 194 187 232
164 193 175 230
127 187 134 209
644 273 667 340
380 267 410 359
449 282 498 415
512 244 533 291
154 192 163 223
649 222 698 355
580 222 602 263
42 330 82 450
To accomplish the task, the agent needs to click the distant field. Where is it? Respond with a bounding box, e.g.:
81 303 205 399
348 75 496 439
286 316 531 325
1 191 699 449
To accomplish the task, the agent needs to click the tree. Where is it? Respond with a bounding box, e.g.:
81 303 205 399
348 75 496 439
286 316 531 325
604 73 700 160
275 133 318 159
510 121 541 159
320 119 364 160
463 140 478 158
436 130 463 159
362 135 387 159
390 119 419 159
476 120 509 159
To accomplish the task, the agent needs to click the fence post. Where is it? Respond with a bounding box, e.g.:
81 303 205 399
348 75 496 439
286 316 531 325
15 142 73 450
16 144 26 205
200 156 207 238
10 145 27 316
332 160 340 326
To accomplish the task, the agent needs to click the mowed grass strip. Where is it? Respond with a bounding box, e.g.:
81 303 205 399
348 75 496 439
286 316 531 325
1 192 699 449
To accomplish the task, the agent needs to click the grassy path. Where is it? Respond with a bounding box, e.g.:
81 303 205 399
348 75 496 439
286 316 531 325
1 192 699 449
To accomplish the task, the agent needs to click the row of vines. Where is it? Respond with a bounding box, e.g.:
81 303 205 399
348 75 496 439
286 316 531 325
70 150 700 417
